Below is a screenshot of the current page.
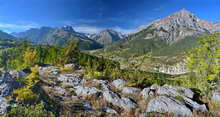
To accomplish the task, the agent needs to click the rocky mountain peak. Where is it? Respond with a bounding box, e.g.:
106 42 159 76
154 9 199 27
138 9 207 42
173 8 195 18
60 25 75 33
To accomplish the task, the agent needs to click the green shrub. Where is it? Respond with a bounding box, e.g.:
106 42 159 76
187 33 220 93
5 102 55 117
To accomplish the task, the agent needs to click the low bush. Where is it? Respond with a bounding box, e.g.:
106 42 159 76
5 102 55 117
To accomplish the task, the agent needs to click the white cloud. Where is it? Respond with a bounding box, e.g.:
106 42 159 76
73 25 132 34
111 26 132 34
73 26 104 34
0 22 40 33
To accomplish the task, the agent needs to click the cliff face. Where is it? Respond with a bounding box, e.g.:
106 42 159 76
158 61 188 75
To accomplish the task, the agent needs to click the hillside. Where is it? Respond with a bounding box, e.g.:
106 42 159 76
0 38 17 50
0 30 17 50
0 30 15 40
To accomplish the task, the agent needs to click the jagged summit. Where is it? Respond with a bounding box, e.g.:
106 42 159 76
130 9 220 42
130 9 198 35
154 9 199 25
166 9 198 23
174 8 195 16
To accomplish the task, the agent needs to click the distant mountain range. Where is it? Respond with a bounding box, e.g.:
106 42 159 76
8 26 123 50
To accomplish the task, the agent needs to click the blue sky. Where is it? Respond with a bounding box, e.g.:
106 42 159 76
0 0 220 33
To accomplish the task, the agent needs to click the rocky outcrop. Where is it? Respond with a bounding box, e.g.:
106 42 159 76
0 71 25 115
0 64 206 117
146 96 192 117
40 68 209 117
74 85 101 97
103 91 137 111
156 85 194 98
140 88 151 100
64 63 79 69
145 85 208 113
92 79 110 90
158 61 188 75
58 73 84 87
0 97 9 115
111 79 126 90
122 87 141 95
39 65 60 76
0 72 23 97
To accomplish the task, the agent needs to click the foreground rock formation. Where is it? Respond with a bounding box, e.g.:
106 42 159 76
38 64 209 117
0 64 218 117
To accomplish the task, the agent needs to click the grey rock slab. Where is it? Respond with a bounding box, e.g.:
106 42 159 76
212 90 220 102
74 85 101 97
0 97 9 115
39 66 59 76
164 85 194 98
58 73 83 87
182 96 208 112
64 63 80 69
103 91 137 111
140 88 151 100
111 79 126 90
0 72 22 97
122 87 141 95
9 70 26 79
102 107 117 114
150 84 160 90
156 85 194 99
93 79 110 90
146 96 192 117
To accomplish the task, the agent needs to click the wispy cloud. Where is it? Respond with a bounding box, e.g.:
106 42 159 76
73 26 104 34
111 26 132 34
0 22 40 33
73 25 132 34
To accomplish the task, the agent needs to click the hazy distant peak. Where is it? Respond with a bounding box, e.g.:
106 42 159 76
90 29 124 46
